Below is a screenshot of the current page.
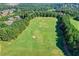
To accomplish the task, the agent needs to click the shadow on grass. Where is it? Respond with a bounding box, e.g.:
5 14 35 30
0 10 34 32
55 18 71 56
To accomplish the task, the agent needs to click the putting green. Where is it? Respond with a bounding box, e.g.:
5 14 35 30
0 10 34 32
1 17 64 56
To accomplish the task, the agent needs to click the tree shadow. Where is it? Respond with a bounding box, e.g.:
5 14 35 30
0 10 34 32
55 17 72 56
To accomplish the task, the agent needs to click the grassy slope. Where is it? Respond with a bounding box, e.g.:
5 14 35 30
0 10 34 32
1 17 64 56
70 18 79 31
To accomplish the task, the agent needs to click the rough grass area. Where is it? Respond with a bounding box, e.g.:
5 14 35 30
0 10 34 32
0 17 64 56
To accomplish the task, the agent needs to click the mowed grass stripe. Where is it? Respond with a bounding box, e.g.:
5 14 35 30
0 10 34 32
1 17 64 56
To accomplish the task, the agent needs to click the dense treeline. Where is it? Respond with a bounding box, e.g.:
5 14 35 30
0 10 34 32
0 17 29 41
58 14 79 55
16 3 52 11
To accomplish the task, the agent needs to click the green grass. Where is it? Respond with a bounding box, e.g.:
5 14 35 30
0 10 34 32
70 18 79 31
0 17 64 56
